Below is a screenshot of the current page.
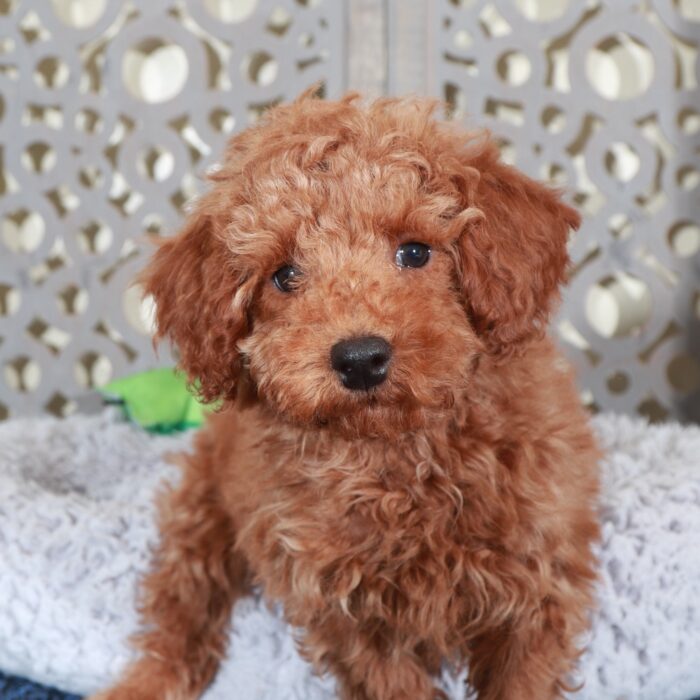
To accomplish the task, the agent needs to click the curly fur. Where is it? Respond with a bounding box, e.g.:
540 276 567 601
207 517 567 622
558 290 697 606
90 92 600 700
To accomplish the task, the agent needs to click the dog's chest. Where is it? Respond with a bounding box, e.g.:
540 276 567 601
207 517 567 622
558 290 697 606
242 444 475 635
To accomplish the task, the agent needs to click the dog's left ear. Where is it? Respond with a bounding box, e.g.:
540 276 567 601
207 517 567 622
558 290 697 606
456 152 581 359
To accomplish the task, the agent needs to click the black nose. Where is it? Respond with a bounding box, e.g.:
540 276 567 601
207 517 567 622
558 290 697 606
330 336 392 391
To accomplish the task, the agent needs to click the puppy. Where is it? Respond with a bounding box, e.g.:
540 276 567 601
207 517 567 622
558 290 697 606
92 93 600 700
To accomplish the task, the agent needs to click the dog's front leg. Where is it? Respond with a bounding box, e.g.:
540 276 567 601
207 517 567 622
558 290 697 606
90 448 249 700
466 593 589 700
302 616 445 700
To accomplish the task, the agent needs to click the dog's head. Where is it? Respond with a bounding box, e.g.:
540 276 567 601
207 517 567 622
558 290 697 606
144 94 580 438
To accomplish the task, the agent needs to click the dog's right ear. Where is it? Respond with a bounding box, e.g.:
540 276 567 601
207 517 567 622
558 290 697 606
142 204 254 403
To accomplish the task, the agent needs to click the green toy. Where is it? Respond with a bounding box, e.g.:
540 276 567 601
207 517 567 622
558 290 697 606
99 368 214 433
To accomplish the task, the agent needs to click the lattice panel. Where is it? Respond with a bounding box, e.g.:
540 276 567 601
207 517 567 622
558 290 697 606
432 0 700 422
0 0 346 419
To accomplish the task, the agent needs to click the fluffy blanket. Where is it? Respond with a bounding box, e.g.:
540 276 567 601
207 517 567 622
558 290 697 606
0 411 699 700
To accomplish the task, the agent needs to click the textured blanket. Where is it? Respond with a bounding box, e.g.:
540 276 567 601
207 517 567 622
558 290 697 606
0 410 699 700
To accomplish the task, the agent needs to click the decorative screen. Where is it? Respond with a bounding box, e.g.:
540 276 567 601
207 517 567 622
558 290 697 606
0 0 346 419
431 0 700 422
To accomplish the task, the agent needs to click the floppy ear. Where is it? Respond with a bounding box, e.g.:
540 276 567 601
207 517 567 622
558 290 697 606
457 149 581 359
142 205 254 403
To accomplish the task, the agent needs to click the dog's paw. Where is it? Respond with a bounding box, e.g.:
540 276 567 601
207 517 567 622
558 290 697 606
88 689 139 700
89 686 179 700
87 678 180 700
86 657 193 700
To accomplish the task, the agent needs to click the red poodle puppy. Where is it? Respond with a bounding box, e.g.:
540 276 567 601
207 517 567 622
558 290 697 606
92 93 600 700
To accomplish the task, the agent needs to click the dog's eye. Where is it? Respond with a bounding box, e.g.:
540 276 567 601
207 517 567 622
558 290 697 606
272 265 301 293
395 242 431 268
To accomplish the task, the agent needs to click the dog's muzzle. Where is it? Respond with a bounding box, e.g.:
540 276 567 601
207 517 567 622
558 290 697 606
330 336 392 391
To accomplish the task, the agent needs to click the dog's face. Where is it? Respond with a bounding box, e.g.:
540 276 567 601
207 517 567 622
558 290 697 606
236 174 481 436
145 95 580 438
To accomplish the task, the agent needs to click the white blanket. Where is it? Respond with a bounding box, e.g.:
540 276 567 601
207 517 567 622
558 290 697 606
0 410 699 700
